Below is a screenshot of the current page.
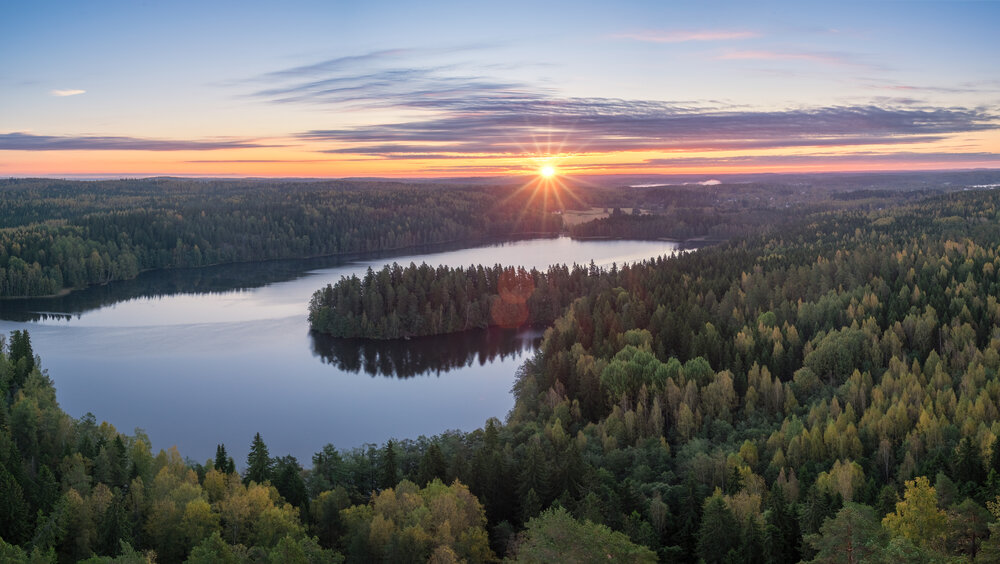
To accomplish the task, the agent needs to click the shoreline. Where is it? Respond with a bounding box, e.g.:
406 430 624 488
0 232 713 301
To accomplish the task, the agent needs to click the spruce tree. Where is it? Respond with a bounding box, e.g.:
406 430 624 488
990 435 1000 475
0 463 31 545
272 456 307 507
765 484 800 564
244 432 272 485
417 443 447 486
378 439 398 489
739 517 766 564
697 494 739 564
215 443 236 474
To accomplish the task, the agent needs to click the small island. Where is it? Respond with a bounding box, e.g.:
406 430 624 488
308 260 621 339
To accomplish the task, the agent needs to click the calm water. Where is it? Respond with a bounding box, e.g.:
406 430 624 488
0 237 679 465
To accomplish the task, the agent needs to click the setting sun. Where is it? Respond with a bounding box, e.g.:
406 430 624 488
540 165 556 178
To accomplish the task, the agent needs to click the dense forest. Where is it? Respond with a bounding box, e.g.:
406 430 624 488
0 178 563 297
308 262 608 339
4 171 991 299
567 206 782 241
8 179 1000 561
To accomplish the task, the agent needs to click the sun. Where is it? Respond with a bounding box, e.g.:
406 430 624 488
540 165 556 178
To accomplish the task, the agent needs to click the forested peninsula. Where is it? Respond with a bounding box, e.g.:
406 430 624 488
7 178 1000 561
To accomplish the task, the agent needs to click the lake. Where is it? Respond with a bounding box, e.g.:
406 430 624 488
0 237 680 466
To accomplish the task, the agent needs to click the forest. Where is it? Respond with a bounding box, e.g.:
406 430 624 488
0 178 563 297
4 171 990 299
308 262 608 339
6 178 1000 561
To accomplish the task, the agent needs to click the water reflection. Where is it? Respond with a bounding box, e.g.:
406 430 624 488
0 238 544 323
311 327 543 378
0 236 680 463
0 259 337 322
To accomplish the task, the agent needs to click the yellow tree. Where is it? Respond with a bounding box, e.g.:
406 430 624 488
882 476 948 552
341 479 493 563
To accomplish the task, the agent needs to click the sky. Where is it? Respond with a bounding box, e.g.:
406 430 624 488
2 0 999 178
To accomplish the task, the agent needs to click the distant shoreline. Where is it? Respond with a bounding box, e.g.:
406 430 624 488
0 232 715 301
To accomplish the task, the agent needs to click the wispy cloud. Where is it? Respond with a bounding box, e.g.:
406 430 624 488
717 49 866 67
184 159 329 163
241 49 1000 169
51 89 85 97
257 49 414 81
614 30 760 43
860 78 1000 95
301 102 995 158
553 150 1000 172
641 151 1000 167
0 132 276 151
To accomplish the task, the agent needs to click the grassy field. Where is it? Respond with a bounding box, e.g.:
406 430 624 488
560 207 645 227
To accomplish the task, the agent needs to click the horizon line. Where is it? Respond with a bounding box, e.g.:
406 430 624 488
6 166 1000 182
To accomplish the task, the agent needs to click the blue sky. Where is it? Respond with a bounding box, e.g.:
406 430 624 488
2 0 998 176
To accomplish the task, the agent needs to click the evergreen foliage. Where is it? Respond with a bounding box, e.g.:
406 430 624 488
5 180 1000 560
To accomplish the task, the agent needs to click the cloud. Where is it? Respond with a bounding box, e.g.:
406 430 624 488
51 89 85 97
255 49 415 82
614 30 760 43
184 159 329 163
245 50 998 166
862 79 999 95
250 44 496 83
302 102 995 158
640 151 1000 167
0 132 276 151
717 49 869 68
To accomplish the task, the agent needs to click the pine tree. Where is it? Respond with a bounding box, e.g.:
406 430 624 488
739 517 766 564
215 444 236 474
378 439 398 489
674 473 702 558
953 437 986 491
8 330 34 388
726 464 744 495
33 464 59 516
272 455 307 507
109 435 129 488
521 487 542 524
97 494 133 557
244 432 272 485
990 435 1000 475
765 484 800 564
697 493 739 564
417 443 447 486
0 463 31 545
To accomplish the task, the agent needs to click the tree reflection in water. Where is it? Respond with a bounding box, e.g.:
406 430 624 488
310 327 543 378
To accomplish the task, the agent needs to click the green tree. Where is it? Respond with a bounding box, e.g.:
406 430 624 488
417 443 448 486
244 432 272 485
185 531 240 564
765 483 800 564
379 439 398 489
512 506 656 563
804 503 887 564
697 492 739 563
214 444 236 475
272 455 307 508
953 438 986 491
947 498 989 559
0 463 31 545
